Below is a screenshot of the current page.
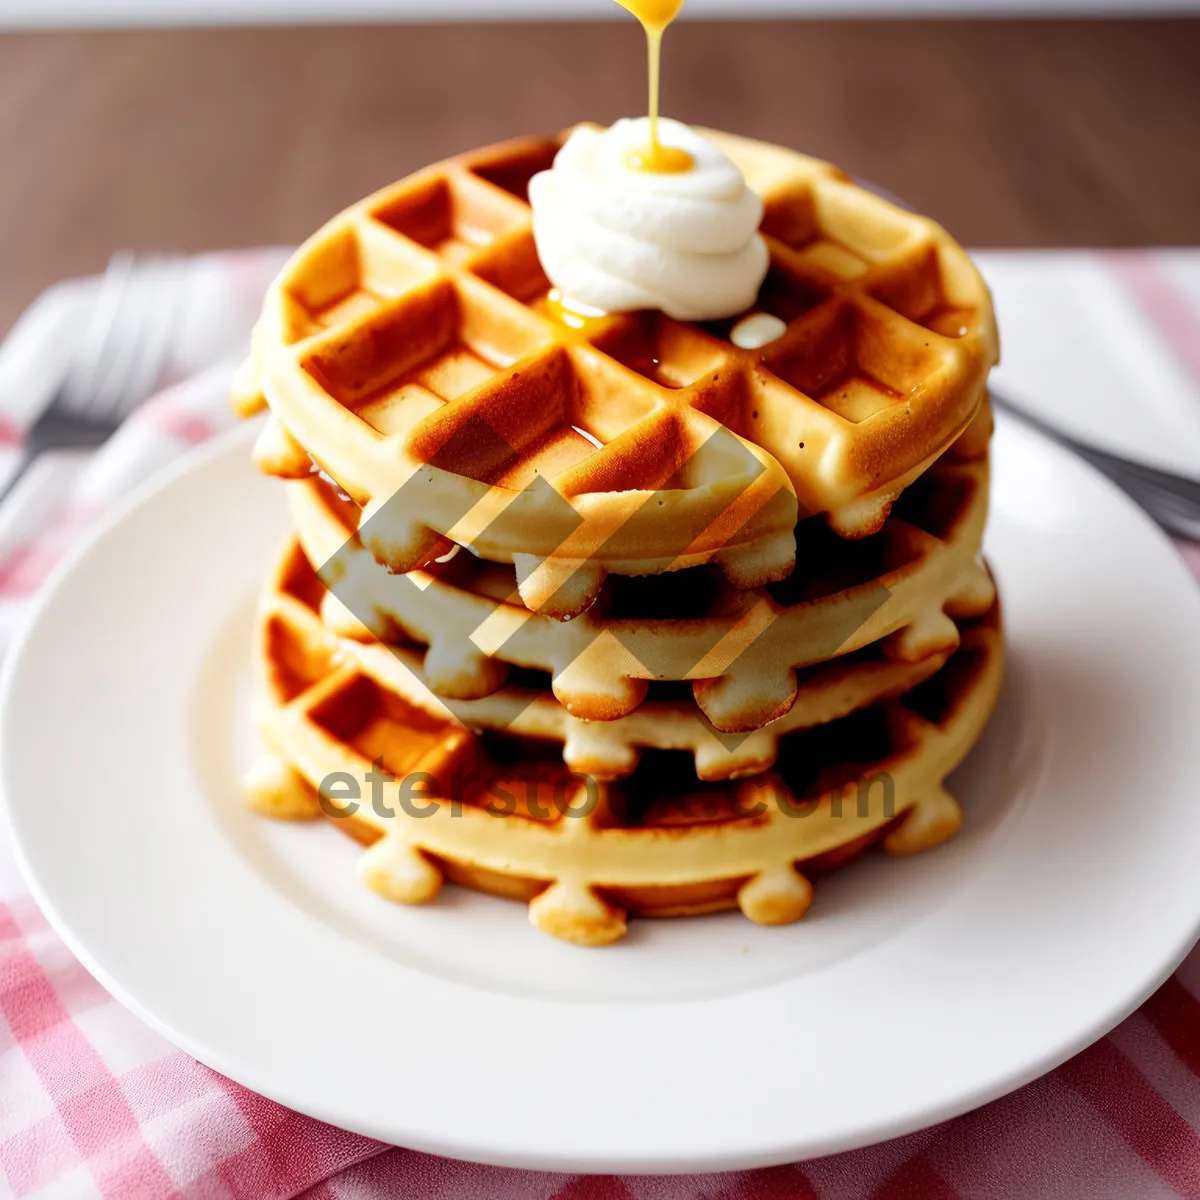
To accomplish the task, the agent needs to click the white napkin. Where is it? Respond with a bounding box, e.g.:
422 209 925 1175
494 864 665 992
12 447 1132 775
975 249 1200 478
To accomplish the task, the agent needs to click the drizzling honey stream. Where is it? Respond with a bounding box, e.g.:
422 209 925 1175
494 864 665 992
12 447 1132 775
615 0 695 173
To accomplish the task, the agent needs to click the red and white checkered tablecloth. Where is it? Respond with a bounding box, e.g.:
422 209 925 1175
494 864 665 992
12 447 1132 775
1 248 1200 1200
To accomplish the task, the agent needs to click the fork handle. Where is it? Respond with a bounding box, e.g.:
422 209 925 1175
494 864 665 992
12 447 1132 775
0 409 122 511
0 449 44 512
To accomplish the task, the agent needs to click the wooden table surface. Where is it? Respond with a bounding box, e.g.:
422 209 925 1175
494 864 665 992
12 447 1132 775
0 18 1197 335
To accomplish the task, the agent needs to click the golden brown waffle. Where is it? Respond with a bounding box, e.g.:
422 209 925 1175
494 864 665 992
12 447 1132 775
262 538 952 782
247 539 1004 947
287 447 995 731
236 128 998 619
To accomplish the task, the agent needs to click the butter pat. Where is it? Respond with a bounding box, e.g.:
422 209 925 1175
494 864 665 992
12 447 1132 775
731 313 788 350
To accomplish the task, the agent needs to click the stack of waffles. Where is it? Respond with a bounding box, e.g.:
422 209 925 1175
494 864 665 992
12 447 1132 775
233 129 1004 947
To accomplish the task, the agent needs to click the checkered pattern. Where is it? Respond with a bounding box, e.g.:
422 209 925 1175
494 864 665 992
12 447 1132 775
1 249 1199 1199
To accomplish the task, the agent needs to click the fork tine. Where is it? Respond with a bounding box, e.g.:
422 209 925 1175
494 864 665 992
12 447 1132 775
118 255 186 414
59 251 138 413
85 257 165 417
78 269 154 418
83 255 184 421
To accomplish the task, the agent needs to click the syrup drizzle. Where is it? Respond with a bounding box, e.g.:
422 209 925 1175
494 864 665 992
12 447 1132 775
615 0 694 174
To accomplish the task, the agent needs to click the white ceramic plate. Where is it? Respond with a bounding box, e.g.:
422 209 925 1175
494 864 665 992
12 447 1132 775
4 414 1200 1174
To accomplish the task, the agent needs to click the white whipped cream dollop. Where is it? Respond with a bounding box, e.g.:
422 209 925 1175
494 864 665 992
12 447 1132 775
529 118 769 322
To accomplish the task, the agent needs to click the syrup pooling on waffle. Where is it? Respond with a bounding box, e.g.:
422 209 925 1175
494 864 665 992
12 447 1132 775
240 130 998 620
287 441 995 733
248 537 1004 948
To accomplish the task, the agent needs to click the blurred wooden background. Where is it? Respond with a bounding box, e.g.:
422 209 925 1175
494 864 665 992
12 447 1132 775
0 18 1197 333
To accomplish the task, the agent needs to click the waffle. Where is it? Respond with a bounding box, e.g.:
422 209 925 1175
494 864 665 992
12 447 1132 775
263 538 954 782
235 128 998 619
287 444 994 732
247 538 1004 947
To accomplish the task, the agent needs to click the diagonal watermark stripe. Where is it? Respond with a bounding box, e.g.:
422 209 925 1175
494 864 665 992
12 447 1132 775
318 415 587 730
317 412 892 757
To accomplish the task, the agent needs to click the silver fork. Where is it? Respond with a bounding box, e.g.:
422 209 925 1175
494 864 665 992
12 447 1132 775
0 252 186 508
993 391 1200 541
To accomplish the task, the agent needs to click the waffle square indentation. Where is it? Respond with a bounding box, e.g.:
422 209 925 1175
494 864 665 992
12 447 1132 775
301 277 552 432
373 173 528 266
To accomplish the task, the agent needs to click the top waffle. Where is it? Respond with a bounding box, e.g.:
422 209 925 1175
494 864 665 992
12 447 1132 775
237 128 998 619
